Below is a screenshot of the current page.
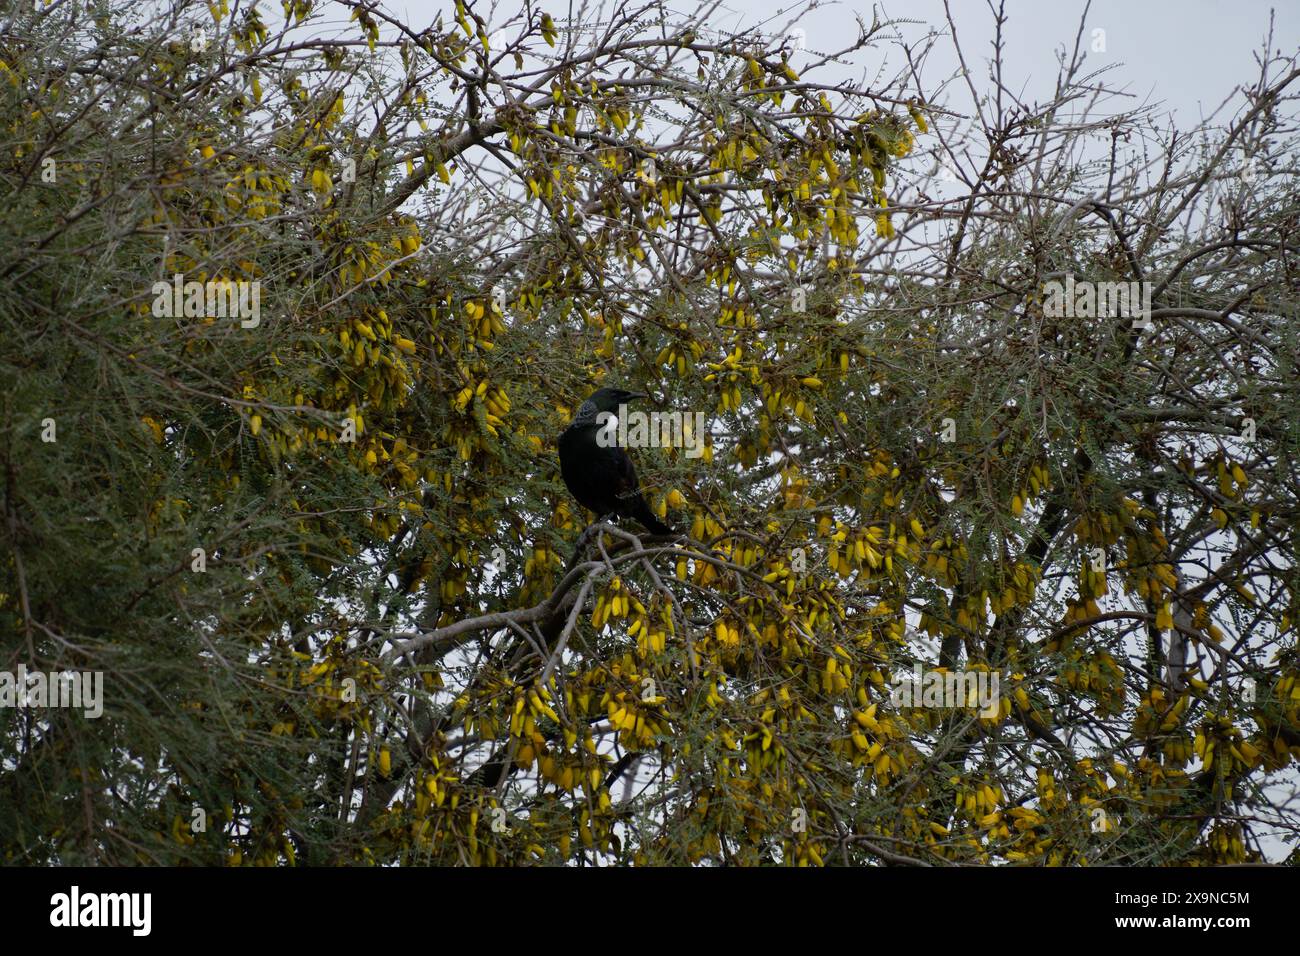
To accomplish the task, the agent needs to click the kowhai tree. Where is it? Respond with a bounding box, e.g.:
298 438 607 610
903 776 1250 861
0 0 1298 865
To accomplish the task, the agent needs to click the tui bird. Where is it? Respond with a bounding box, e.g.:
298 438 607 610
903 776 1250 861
559 387 672 535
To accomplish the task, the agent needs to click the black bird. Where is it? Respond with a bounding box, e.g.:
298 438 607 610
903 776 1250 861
559 387 672 535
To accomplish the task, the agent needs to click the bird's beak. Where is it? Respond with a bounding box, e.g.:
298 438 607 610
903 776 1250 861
626 391 647 402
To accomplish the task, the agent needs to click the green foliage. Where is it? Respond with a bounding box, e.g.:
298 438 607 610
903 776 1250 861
1 0 1298 866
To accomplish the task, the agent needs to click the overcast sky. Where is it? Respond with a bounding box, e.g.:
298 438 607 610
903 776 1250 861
383 0 1295 130
745 0 1290 120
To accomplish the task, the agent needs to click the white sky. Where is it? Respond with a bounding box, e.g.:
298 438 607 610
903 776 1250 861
384 0 1298 128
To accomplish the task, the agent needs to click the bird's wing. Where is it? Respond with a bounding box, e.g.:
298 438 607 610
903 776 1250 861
611 447 641 501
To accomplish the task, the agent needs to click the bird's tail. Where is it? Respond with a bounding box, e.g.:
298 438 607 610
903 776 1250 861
630 497 673 536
